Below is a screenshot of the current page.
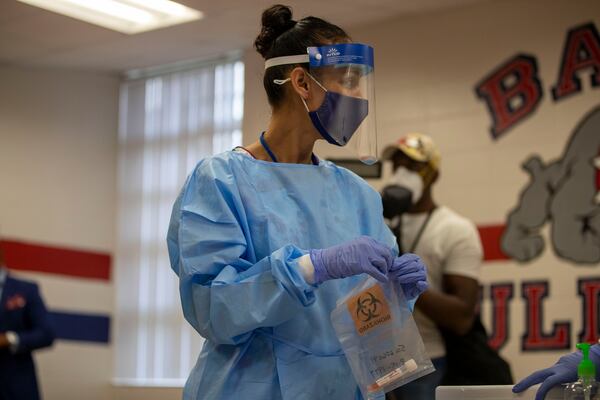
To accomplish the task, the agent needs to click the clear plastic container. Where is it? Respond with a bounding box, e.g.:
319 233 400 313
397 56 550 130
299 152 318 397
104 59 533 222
564 380 600 400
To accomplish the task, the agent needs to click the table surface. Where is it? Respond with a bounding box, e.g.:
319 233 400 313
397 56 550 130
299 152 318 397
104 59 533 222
436 385 563 400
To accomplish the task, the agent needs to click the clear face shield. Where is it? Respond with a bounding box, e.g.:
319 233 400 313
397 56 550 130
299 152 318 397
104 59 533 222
265 43 378 165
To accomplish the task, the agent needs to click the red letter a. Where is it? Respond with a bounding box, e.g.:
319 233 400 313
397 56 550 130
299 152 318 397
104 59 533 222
552 23 600 101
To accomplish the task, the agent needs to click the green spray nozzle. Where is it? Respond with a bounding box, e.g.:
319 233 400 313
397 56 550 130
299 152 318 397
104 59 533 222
577 343 596 381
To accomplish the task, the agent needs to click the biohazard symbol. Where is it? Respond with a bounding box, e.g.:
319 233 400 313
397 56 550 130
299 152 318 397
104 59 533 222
356 291 383 322
348 284 391 335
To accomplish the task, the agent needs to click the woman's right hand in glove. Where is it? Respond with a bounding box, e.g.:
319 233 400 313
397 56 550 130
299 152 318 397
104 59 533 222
309 236 394 285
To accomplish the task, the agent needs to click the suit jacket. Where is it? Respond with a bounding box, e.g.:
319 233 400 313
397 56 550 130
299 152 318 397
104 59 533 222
0 275 55 400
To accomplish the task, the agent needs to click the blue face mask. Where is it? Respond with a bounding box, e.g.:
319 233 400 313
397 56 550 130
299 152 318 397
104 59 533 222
274 72 370 147
300 72 368 146
307 91 369 146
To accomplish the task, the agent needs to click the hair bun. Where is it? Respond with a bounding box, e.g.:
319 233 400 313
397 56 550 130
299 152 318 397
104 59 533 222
254 5 296 58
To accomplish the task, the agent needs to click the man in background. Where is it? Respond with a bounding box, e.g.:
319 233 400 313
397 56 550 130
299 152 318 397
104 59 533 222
0 243 55 400
381 133 484 400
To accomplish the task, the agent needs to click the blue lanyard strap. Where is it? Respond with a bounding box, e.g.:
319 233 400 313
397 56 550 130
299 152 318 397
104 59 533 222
259 132 319 165
259 131 279 162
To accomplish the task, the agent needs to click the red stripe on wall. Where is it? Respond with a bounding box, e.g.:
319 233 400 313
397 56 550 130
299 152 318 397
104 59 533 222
477 224 510 262
0 239 111 281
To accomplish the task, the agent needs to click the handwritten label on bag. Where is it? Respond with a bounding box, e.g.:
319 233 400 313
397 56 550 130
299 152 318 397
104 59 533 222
347 284 391 335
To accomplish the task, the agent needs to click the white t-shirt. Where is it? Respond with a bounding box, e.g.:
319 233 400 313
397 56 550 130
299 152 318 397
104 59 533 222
397 206 483 359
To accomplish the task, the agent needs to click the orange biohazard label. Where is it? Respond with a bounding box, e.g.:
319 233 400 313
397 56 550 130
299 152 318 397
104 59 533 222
347 284 392 336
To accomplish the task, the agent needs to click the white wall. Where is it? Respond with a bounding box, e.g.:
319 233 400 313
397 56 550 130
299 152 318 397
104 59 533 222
243 0 600 382
0 66 118 400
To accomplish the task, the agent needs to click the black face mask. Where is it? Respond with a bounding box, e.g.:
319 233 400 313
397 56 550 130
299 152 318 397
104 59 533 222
381 185 414 219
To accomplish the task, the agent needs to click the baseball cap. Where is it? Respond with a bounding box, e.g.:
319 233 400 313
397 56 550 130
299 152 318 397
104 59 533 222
382 132 441 171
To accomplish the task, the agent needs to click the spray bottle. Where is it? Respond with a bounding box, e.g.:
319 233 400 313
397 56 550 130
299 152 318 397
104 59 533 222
564 343 599 400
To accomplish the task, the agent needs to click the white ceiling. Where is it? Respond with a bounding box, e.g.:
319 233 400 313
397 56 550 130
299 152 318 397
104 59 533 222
0 0 491 74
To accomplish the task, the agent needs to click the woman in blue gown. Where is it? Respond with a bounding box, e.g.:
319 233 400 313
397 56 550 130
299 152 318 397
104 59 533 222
167 5 428 400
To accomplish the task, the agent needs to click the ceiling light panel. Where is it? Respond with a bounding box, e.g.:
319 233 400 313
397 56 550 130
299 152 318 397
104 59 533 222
17 0 203 34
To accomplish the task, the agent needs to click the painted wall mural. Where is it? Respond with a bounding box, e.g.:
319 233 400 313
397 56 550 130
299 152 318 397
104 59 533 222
502 106 600 264
474 21 600 352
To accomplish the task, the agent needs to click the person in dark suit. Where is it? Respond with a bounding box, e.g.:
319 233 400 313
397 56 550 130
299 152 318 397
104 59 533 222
0 245 55 400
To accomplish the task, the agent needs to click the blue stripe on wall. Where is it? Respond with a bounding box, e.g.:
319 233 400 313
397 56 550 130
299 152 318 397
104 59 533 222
49 311 110 344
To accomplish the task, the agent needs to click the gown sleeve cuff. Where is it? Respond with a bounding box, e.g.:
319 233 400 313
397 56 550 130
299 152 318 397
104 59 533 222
269 246 318 307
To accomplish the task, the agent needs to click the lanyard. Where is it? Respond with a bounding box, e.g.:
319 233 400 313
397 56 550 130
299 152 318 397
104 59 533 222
259 132 319 165
395 208 435 254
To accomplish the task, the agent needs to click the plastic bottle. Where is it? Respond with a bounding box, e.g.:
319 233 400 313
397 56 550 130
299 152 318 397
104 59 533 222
564 343 600 400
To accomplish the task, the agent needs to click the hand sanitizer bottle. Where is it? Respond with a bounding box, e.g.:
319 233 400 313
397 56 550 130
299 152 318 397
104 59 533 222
564 343 599 400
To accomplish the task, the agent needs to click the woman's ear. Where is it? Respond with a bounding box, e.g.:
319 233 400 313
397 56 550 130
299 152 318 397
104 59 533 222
290 67 310 100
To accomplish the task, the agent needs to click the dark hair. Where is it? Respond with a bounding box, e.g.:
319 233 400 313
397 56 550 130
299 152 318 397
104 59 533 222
254 5 350 107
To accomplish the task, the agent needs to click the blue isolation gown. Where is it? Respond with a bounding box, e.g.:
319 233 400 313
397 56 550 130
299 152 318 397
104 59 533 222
167 150 398 400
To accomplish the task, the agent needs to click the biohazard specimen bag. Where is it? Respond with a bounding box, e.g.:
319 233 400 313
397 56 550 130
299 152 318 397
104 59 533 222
331 276 435 399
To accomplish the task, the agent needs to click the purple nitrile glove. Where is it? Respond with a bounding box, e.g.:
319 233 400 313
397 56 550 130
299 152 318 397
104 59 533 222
513 345 600 400
309 236 394 285
388 253 428 300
